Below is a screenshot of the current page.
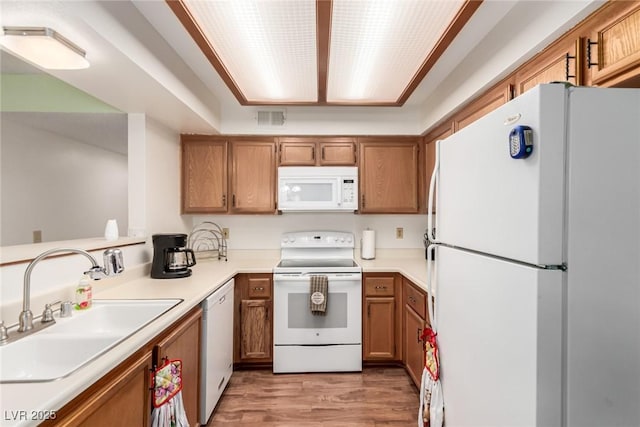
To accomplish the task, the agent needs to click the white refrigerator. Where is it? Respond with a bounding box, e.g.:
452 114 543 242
427 84 640 427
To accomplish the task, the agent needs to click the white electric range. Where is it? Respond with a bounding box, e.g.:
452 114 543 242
272 231 362 373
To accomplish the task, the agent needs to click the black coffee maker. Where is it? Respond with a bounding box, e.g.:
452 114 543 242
151 234 196 279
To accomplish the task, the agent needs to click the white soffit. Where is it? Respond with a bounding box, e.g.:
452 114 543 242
183 0 318 103
328 0 465 103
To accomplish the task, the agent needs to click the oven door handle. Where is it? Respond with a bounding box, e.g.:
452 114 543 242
274 273 362 281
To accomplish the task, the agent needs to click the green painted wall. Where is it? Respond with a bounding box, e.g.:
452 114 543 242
0 74 120 113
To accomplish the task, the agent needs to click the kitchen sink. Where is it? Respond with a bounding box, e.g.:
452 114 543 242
0 299 182 383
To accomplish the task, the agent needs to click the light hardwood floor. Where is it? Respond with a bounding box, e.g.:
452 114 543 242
207 367 419 426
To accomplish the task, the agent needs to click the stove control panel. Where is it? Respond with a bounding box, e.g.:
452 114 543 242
281 231 354 248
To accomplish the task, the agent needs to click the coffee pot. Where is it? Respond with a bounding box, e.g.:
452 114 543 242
151 234 196 279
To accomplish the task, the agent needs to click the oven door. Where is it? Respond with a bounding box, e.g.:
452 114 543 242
273 272 362 345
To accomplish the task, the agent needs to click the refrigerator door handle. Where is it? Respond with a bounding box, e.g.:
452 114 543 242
426 243 438 331
427 140 441 243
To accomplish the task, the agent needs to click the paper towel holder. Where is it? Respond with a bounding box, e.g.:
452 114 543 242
361 228 376 260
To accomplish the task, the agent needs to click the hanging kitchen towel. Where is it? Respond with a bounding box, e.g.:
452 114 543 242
309 275 328 315
150 358 190 427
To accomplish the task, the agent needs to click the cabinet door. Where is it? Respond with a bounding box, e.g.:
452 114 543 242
514 38 582 96
359 139 420 213
240 299 272 361
279 140 316 166
230 140 277 213
364 297 396 360
182 137 228 213
587 4 640 87
404 305 426 388
319 140 357 165
155 308 202 427
247 275 272 299
453 82 514 131
48 350 152 427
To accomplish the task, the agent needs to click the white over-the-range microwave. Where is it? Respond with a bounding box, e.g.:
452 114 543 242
278 166 358 212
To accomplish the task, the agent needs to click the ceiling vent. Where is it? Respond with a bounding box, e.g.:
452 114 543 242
256 110 286 126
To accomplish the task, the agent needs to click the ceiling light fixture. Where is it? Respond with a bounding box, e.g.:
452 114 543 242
0 26 90 70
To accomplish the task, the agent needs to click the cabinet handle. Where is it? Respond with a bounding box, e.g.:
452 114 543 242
375 285 387 290
361 194 365 208
587 38 599 69
265 306 269 321
222 194 226 207
417 327 422 343
312 146 315 160
321 146 325 160
253 287 264 291
565 52 576 81
232 194 236 207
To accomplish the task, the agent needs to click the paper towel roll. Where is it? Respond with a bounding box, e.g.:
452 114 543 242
361 229 376 260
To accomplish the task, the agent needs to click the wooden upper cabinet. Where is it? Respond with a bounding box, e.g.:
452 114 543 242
279 139 316 165
586 3 640 87
181 137 228 213
318 139 357 165
230 139 277 213
278 137 357 166
453 81 514 132
358 138 420 214
515 38 583 96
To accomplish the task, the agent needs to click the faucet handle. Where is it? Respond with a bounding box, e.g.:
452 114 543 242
60 301 73 318
41 300 61 323
0 321 8 343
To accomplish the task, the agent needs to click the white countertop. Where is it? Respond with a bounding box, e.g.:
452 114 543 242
0 249 428 426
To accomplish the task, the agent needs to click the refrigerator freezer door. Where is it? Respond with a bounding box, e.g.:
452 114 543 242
436 84 567 266
565 87 640 427
435 246 563 427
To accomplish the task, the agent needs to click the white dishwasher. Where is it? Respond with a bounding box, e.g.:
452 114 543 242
199 278 234 424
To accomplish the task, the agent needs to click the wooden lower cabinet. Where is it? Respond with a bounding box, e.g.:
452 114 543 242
45 350 152 426
154 308 202 427
363 273 402 362
47 307 202 427
403 278 430 388
234 273 273 365
239 300 272 360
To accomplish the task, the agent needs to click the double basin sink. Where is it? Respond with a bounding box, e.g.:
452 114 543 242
0 299 182 383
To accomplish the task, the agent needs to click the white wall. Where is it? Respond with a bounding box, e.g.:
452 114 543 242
190 213 428 251
0 115 189 318
144 117 191 237
0 116 128 246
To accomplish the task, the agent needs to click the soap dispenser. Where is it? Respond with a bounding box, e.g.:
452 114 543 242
75 274 92 310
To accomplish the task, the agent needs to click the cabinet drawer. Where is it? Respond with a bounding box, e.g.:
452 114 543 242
404 279 426 319
364 276 395 296
248 276 272 298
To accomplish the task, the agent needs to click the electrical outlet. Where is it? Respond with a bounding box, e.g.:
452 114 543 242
222 228 229 239
396 227 404 239
33 230 42 243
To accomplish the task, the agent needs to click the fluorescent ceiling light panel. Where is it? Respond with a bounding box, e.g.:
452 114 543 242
183 0 318 103
0 27 89 70
327 0 465 103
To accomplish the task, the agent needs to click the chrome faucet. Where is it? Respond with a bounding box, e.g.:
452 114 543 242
18 248 124 333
